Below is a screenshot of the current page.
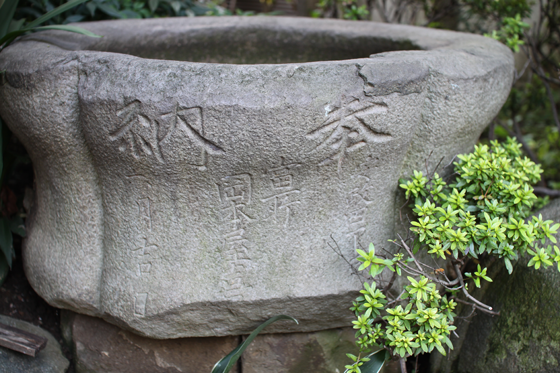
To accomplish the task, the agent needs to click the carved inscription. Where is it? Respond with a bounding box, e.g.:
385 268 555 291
137 198 152 231
217 174 254 300
161 104 224 169
127 175 158 317
111 101 164 162
261 158 301 227
307 96 390 170
111 101 224 168
134 293 148 317
346 176 374 251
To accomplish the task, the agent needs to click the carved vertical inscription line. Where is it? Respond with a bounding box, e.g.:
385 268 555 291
346 176 373 251
261 158 301 228
217 174 255 300
134 293 148 317
126 175 158 317
307 96 390 171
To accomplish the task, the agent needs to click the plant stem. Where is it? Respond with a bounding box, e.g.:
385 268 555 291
400 357 407 373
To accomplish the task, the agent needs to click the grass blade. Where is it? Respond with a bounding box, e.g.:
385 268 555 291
212 315 298 373
0 25 100 49
0 0 20 38
26 0 90 29
32 24 101 37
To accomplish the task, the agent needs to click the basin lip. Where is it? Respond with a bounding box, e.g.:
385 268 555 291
6 15 512 70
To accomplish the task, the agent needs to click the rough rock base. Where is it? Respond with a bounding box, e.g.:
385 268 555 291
62 311 402 373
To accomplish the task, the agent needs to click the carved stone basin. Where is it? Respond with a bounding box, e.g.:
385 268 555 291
0 17 512 338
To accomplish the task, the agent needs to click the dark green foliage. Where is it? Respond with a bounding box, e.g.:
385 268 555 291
403 138 559 273
14 0 211 24
0 0 96 284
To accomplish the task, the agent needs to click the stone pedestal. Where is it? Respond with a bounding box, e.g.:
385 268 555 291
61 311 239 373
62 311 402 373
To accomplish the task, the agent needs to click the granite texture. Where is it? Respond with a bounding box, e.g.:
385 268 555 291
0 17 513 338
61 311 239 373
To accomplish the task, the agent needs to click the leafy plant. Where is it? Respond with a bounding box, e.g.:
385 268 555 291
346 137 560 373
485 14 529 53
13 0 267 26
14 0 211 23
212 315 298 373
0 0 100 285
1 0 101 50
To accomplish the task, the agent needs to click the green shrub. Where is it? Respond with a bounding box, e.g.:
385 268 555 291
346 138 559 372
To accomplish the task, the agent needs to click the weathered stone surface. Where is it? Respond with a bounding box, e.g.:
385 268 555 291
431 199 560 373
61 311 239 373
0 17 513 338
0 314 69 373
242 328 400 373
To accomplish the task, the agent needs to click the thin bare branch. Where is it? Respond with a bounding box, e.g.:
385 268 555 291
527 36 560 133
534 187 560 197
444 155 457 169
513 57 532 85
454 264 498 315
387 289 407 306
399 235 423 272
429 156 445 180
488 120 496 142
383 269 398 294
425 150 434 176
454 301 477 319
400 357 408 373
328 235 365 281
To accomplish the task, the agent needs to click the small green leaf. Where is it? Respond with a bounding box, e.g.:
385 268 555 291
1 23 101 49
0 0 19 39
212 315 298 373
504 258 513 274
33 25 101 38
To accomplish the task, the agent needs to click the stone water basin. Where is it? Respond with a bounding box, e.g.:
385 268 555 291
0 16 512 338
